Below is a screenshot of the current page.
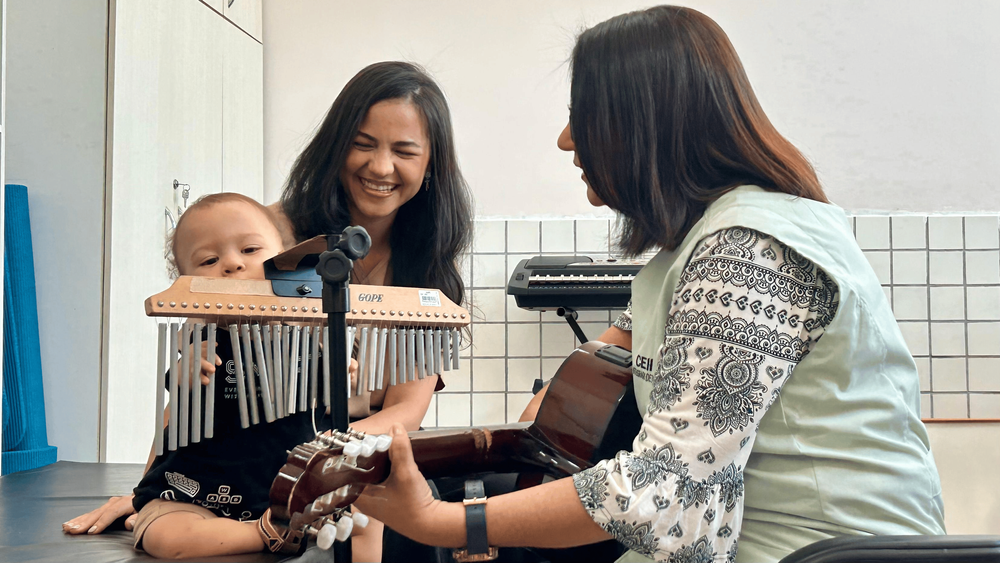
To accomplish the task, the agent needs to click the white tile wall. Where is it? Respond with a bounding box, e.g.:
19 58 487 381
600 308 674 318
426 214 1000 428
970 394 1000 418
541 220 575 253
966 287 1000 321
576 219 611 253
929 252 964 285
969 358 1000 392
472 220 505 253
929 287 964 321
856 216 890 249
508 323 541 356
471 358 506 392
893 286 927 320
966 251 1000 284
507 220 540 254
472 393 507 425
933 394 969 419
864 251 892 284
892 216 927 249
965 216 999 249
928 217 963 250
892 251 927 284
931 358 967 392
472 254 506 288
968 323 1000 356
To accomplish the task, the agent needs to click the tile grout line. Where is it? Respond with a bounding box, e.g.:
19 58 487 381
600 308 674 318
924 217 934 418
962 217 970 418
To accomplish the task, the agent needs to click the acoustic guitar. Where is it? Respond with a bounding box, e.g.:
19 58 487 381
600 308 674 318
267 340 643 542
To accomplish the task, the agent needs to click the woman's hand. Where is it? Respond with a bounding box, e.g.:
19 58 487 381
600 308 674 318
62 494 137 535
353 424 464 548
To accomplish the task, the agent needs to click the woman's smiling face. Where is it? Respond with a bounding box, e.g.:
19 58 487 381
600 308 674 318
340 99 431 225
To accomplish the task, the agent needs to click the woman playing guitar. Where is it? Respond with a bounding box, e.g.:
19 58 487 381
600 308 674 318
350 6 945 563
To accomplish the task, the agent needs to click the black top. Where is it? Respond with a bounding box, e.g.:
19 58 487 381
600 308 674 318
133 329 329 521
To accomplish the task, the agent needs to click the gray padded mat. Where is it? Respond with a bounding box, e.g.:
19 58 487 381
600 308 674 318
0 461 332 563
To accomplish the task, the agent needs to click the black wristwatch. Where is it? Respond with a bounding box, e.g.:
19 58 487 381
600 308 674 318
453 479 498 562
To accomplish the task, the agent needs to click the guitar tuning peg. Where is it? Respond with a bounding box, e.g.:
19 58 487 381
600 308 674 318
352 511 369 529
375 434 392 452
316 491 336 510
335 484 351 498
360 434 378 456
342 441 362 458
335 515 354 541
360 441 376 458
317 522 337 550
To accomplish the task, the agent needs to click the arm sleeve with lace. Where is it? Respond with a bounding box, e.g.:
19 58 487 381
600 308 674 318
572 227 840 562
614 300 633 332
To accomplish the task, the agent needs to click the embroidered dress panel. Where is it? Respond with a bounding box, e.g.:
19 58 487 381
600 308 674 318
574 227 837 562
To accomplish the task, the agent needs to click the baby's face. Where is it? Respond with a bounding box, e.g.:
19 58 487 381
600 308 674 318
174 201 284 279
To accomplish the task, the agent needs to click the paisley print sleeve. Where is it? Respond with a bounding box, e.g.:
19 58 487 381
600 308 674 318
614 300 633 332
572 227 840 562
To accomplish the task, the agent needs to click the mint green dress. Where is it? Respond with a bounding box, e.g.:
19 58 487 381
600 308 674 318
572 186 945 563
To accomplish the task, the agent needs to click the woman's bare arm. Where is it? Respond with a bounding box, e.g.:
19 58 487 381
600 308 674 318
519 325 632 422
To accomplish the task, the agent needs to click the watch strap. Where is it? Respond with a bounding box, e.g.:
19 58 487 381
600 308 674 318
463 479 489 555
257 508 307 554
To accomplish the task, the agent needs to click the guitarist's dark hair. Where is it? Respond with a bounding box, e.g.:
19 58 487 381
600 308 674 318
570 6 827 256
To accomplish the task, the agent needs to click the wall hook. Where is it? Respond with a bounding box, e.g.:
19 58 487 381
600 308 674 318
173 179 191 212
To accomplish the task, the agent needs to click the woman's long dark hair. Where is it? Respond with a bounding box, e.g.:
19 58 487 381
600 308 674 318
281 62 473 305
570 6 827 255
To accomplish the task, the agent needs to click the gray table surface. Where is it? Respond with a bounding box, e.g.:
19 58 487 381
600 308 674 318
0 461 330 563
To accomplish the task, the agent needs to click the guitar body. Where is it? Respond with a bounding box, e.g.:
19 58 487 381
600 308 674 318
529 341 641 471
268 341 643 529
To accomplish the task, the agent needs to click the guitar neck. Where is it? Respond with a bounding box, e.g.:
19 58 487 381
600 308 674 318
408 424 583 480
271 341 635 524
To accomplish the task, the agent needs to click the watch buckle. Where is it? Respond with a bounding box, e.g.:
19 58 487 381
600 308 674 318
453 547 499 562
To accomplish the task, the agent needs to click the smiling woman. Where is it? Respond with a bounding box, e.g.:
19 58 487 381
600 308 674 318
340 99 432 230
269 61 474 562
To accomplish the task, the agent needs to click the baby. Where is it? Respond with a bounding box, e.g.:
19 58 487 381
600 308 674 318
65 193 337 557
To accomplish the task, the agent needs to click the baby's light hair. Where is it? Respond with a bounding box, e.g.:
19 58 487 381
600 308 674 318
166 193 282 278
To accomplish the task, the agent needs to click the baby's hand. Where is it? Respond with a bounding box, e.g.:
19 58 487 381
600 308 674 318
198 341 221 386
63 494 137 535
173 340 220 387
349 358 359 390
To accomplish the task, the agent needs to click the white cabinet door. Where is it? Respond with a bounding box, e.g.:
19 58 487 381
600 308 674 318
104 0 223 462
223 0 261 42
222 22 263 200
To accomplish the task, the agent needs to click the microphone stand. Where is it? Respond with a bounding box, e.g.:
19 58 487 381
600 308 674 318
316 225 371 562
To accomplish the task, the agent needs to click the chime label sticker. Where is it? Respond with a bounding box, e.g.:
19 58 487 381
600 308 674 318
419 290 442 307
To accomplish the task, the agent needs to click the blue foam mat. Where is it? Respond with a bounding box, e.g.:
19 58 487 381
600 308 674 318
2 184 57 474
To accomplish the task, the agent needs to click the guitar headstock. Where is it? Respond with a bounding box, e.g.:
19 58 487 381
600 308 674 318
269 429 394 550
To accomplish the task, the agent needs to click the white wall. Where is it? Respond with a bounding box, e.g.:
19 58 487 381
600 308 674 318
263 0 1000 216
5 0 107 461
925 423 1000 534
